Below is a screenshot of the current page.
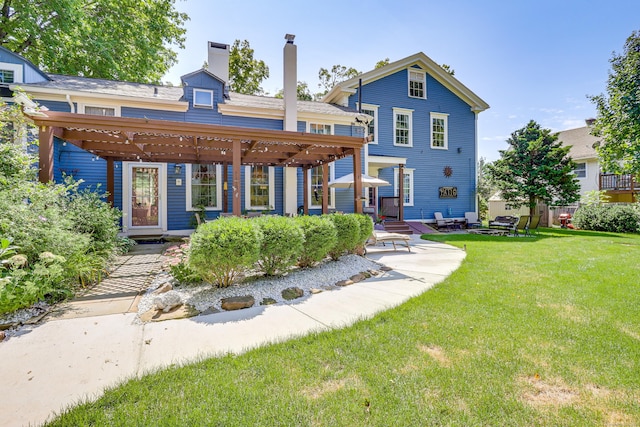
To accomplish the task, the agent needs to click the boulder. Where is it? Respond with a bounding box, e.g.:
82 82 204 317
380 266 393 272
336 279 354 287
221 295 255 311
152 282 173 294
0 330 5 341
310 288 323 294
260 297 277 306
281 287 304 300
350 273 366 283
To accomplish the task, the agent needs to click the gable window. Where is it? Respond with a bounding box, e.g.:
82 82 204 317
186 164 222 210
0 69 14 83
193 89 214 108
359 104 378 144
393 108 413 147
0 62 21 83
408 70 426 99
430 112 448 149
574 162 586 178
309 165 335 209
244 166 274 210
394 168 414 206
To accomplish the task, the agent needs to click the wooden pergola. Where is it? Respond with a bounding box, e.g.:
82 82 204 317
28 111 367 216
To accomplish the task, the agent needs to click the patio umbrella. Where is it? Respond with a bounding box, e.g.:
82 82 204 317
328 173 391 188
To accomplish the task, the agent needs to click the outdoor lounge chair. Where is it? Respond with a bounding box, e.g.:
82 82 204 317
434 212 454 231
511 215 530 236
526 214 541 236
464 211 482 228
366 231 411 252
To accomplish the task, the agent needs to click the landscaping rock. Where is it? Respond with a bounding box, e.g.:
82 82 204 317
260 297 277 306
139 304 198 322
0 322 16 331
0 330 5 341
199 306 221 316
152 282 173 294
350 273 366 283
361 271 372 278
281 287 304 300
221 295 255 311
380 266 393 272
310 288 323 294
336 279 353 287
152 290 182 312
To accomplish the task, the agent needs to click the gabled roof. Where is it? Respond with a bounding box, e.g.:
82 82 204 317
0 45 50 82
180 68 226 86
556 126 600 160
322 52 490 112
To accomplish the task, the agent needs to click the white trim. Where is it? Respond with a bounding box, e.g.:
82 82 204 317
306 122 334 135
430 112 449 149
193 88 214 108
408 69 426 99
185 164 223 211
122 162 167 234
216 104 361 126
394 167 415 207
308 165 336 209
244 166 275 210
393 107 413 147
78 103 121 117
0 62 22 83
358 103 378 144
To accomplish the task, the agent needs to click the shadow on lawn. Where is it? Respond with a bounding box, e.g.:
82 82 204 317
421 227 631 244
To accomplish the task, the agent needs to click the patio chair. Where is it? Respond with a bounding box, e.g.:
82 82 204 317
526 214 541 236
434 212 454 231
511 215 530 236
464 212 482 228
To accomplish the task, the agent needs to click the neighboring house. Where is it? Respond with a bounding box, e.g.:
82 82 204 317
1 35 489 236
487 192 529 220
557 122 638 203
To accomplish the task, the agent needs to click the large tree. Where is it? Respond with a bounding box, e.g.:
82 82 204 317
488 120 580 216
589 30 640 174
274 81 313 101
228 40 269 95
0 0 188 84
317 64 361 97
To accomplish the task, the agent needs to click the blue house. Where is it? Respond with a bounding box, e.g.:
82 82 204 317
1 35 488 236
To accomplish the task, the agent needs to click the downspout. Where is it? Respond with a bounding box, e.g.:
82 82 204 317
66 94 75 113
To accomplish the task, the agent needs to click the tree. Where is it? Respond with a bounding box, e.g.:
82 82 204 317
274 81 313 101
374 58 390 69
317 64 361 96
590 30 640 174
228 40 269 95
0 0 188 84
487 120 580 216
476 157 495 219
441 64 455 76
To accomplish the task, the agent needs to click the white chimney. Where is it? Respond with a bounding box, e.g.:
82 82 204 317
207 42 230 85
283 34 297 131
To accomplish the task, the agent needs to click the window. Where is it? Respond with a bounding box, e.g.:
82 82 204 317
394 168 414 206
430 112 449 149
186 164 222 210
359 104 378 144
309 165 335 208
309 123 332 134
244 166 274 210
408 70 426 99
0 69 14 83
574 162 586 178
193 89 214 108
393 108 413 147
84 106 116 116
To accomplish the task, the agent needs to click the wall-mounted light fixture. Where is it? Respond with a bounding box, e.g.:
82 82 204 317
174 164 182 175
457 147 462 154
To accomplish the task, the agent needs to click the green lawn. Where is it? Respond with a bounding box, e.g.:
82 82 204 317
47 229 640 426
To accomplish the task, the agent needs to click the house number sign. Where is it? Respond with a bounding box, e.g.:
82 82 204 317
439 186 458 198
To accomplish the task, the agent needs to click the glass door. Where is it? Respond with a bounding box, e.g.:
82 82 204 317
131 166 159 227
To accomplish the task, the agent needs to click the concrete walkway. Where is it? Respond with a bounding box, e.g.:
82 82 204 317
0 237 465 427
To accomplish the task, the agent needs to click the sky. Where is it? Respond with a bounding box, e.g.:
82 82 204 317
163 0 640 162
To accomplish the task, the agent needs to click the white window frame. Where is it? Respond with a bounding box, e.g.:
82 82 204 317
358 103 378 144
244 166 275 210
307 122 333 135
79 103 121 117
308 164 336 209
0 62 22 83
393 107 413 147
394 168 414 207
193 88 214 108
185 164 223 211
574 162 587 178
430 112 449 150
408 69 426 99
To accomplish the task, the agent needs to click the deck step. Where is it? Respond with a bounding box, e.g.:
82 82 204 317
382 221 413 235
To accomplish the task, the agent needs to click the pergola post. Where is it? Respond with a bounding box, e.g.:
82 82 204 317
223 162 229 213
232 140 242 216
38 126 54 183
322 163 329 214
398 163 404 221
106 157 114 206
352 148 363 214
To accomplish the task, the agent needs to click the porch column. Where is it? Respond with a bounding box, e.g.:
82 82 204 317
106 157 114 206
38 126 54 183
223 162 229 212
322 163 329 214
232 140 241 216
302 166 309 215
352 148 363 213
398 163 404 221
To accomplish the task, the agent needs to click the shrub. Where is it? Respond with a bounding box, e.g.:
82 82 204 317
572 204 640 233
295 215 337 268
353 214 374 253
253 215 304 276
188 217 262 287
326 214 360 260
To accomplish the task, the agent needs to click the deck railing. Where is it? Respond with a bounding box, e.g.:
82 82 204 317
599 173 637 191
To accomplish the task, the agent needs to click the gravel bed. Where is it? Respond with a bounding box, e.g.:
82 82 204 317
137 254 383 316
